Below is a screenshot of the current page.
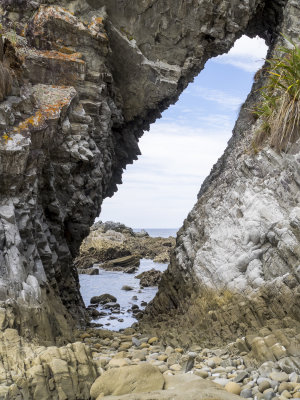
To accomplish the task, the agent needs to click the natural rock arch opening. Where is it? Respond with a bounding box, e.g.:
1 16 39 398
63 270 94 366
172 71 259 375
99 35 268 230
0 0 292 343
78 33 268 331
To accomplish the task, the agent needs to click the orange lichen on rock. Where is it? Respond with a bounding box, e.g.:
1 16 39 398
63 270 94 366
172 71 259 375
88 16 108 41
32 5 86 37
40 50 85 64
31 5 108 44
2 85 76 142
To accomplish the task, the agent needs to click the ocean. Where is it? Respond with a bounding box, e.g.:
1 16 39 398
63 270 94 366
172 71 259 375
79 259 168 331
79 227 177 331
133 228 178 238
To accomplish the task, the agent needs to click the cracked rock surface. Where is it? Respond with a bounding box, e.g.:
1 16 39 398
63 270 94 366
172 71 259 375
0 0 286 341
144 0 300 349
1 0 300 397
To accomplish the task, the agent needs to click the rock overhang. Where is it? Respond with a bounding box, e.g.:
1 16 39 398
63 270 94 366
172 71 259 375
0 0 295 344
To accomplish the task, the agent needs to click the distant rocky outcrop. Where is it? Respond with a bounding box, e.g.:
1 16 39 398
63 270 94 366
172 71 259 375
75 221 175 271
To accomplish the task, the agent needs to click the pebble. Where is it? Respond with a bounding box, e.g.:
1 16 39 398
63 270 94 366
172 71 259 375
194 369 209 378
263 390 276 400
75 329 300 400
121 285 133 291
281 389 292 398
258 380 271 392
225 382 241 395
290 373 300 383
240 388 253 398
175 348 184 353
269 372 289 382
170 364 182 371
279 382 294 394
213 378 230 386
108 358 128 368
148 337 158 345
165 346 174 356
132 337 141 347
157 354 168 362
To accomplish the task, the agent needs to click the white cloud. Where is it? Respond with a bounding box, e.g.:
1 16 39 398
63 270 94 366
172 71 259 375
192 87 243 110
99 35 268 229
214 35 268 72
100 122 231 228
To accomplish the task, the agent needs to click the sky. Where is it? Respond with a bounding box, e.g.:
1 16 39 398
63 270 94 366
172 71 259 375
99 36 268 229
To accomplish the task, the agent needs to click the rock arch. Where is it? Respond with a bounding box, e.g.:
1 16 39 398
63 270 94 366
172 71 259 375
0 0 297 347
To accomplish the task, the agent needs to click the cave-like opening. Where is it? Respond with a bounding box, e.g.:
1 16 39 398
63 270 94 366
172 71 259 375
78 35 268 331
99 35 268 229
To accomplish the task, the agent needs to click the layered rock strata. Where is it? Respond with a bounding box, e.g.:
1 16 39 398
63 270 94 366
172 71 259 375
0 0 295 359
144 0 300 357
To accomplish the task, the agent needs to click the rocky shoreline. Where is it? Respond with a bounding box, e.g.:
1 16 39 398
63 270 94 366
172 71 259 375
75 221 175 272
1 325 298 399
1 0 300 398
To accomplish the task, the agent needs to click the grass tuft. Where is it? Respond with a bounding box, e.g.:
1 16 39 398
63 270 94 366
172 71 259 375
253 36 300 152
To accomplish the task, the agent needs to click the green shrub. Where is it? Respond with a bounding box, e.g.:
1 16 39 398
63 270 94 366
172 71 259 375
253 36 300 151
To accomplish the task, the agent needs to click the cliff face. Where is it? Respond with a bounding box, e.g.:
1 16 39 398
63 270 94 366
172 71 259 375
144 0 300 365
0 0 296 345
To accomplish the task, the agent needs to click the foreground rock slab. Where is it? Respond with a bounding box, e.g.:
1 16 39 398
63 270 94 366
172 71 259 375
90 364 164 398
101 374 243 400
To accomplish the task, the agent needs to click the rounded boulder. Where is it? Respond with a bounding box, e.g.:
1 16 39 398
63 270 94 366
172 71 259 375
90 363 164 399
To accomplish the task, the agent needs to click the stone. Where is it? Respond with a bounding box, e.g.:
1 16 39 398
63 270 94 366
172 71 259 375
90 294 117 305
263 391 276 400
234 371 249 383
148 337 159 345
290 373 300 383
225 382 241 395
79 267 99 275
131 349 148 361
101 255 141 271
101 374 244 400
132 337 141 347
240 388 253 398
136 269 163 287
259 380 271 393
207 358 216 368
279 382 294 394
165 346 174 356
158 354 168 362
194 369 209 379
175 348 184 353
281 390 292 398
170 364 182 371
108 358 129 368
119 342 132 351
213 378 230 387
90 364 164 399
1 0 300 397
269 372 289 382
122 285 134 291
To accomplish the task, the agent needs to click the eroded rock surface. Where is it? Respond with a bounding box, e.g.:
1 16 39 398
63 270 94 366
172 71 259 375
0 328 97 400
143 0 300 352
0 0 300 394
76 221 175 270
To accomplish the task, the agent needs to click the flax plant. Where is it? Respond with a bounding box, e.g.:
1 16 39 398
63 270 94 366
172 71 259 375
253 36 300 151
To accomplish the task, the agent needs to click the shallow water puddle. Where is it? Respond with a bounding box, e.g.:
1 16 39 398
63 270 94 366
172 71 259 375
79 259 168 331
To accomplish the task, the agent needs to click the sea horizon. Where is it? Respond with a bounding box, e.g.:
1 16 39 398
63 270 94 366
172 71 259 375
133 228 178 238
